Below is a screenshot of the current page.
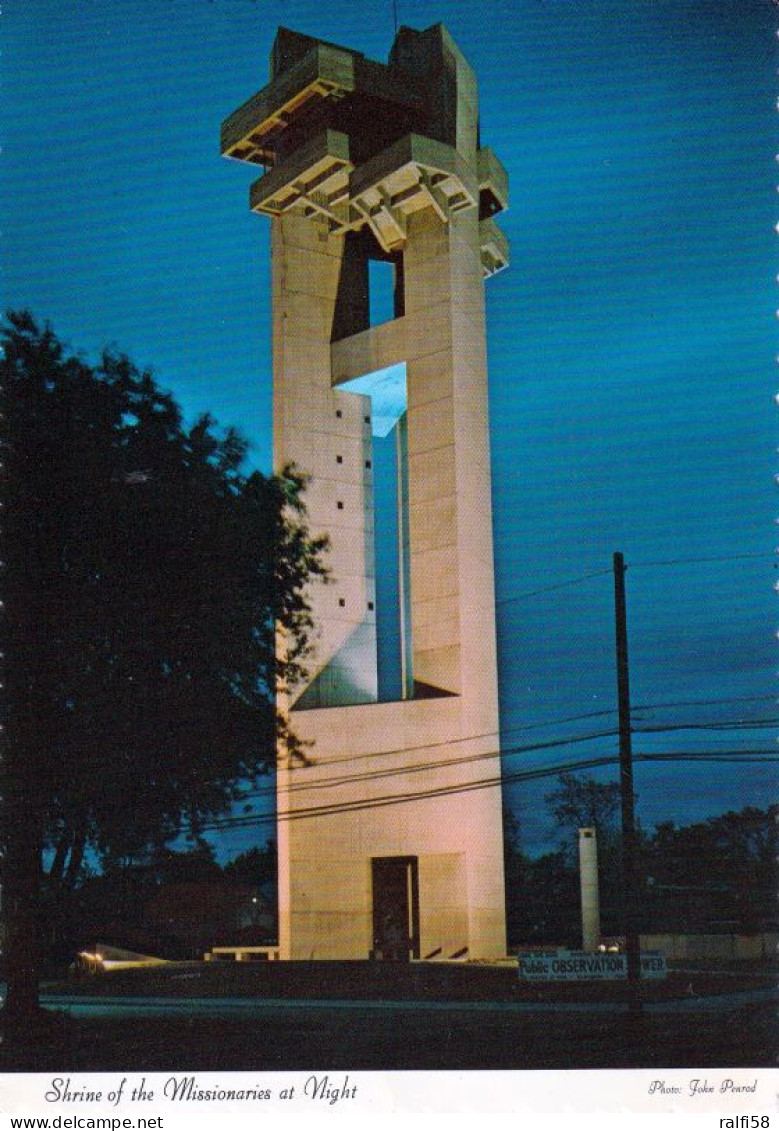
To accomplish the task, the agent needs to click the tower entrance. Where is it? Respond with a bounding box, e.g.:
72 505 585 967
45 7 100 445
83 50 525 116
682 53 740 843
371 856 420 961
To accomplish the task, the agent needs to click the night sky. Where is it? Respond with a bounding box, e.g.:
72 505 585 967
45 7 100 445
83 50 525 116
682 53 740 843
3 0 776 859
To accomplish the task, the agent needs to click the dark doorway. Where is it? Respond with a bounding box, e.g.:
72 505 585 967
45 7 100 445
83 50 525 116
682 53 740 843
371 856 419 960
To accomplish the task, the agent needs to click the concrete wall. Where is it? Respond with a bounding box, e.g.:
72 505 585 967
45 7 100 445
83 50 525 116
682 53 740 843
277 698 505 960
640 933 778 961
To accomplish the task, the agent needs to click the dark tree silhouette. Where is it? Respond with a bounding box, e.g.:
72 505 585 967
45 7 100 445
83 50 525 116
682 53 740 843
0 311 327 1032
223 842 277 888
643 806 777 933
543 772 632 939
543 772 622 850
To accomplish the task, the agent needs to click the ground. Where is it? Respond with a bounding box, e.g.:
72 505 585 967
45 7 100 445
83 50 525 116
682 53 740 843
0 961 774 1071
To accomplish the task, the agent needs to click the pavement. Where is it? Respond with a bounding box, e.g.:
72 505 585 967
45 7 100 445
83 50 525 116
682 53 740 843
0 967 774 1071
35 984 778 1017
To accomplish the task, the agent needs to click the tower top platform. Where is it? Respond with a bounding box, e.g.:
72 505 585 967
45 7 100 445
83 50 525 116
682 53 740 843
221 23 508 272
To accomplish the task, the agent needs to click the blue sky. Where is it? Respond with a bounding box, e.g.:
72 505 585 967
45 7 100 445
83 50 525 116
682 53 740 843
3 0 776 858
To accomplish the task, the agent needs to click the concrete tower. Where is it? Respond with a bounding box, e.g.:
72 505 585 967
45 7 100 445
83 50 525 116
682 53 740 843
222 24 510 960
578 827 601 952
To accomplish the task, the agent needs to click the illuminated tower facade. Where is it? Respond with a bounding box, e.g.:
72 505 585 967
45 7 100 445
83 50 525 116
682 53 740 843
222 23 509 959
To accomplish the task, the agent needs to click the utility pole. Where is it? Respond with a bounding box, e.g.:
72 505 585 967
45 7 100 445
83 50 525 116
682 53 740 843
613 551 641 1011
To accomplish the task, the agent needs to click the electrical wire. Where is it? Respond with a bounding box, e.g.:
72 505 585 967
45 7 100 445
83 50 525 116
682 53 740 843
223 705 777 806
630 552 774 569
200 551 776 840
498 693 777 734
495 568 612 604
237 727 622 803
264 719 775 802
494 551 772 606
195 747 777 835
633 719 779 735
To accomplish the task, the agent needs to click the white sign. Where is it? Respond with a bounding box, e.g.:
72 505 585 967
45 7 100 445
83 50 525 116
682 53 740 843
518 950 667 981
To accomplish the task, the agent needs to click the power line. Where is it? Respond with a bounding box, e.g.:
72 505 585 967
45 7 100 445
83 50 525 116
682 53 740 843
199 753 624 833
633 736 778 750
494 552 772 605
495 568 612 604
637 750 777 763
630 551 774 569
499 693 777 734
289 692 778 770
631 692 777 714
197 748 777 835
503 707 620 730
244 727 622 804
267 718 775 802
280 717 624 774
227 705 777 806
634 718 779 735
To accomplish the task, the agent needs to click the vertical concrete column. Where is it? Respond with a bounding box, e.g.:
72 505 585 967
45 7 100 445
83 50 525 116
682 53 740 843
402 203 505 956
272 214 378 708
579 827 601 952
403 208 463 697
272 214 377 958
402 206 499 708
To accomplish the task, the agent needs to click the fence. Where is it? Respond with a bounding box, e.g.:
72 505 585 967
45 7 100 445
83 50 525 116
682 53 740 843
639 933 777 961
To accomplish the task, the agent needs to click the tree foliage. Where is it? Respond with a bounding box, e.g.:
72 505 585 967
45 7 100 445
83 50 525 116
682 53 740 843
642 806 777 932
543 771 622 845
503 788 776 945
222 842 277 888
1 310 327 883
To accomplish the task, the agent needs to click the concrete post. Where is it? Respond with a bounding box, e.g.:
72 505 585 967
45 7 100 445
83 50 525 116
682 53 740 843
578 827 601 952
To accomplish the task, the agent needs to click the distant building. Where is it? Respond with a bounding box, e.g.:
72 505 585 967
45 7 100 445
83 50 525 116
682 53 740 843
222 23 509 960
